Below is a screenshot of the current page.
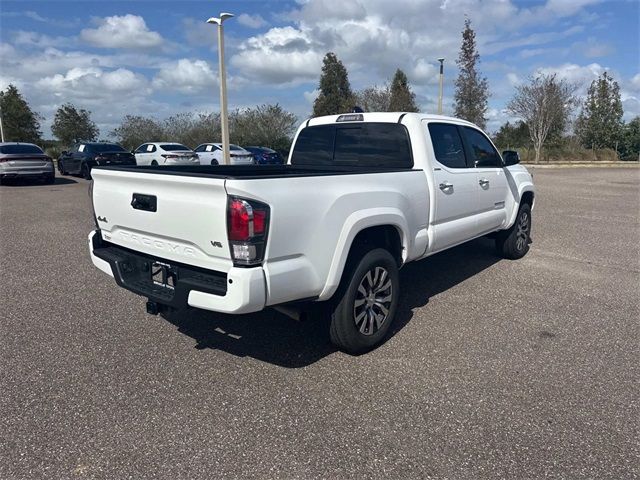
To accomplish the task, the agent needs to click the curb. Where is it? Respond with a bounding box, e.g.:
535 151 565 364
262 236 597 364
523 163 639 169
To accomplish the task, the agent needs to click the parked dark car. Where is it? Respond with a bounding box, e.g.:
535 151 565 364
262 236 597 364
0 142 55 185
58 142 136 179
243 146 285 165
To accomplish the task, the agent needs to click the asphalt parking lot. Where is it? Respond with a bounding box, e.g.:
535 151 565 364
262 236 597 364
1 167 639 479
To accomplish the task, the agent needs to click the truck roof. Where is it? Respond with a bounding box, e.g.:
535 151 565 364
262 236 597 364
305 112 478 128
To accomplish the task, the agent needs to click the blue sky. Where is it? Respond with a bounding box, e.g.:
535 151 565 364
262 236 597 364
1 0 638 139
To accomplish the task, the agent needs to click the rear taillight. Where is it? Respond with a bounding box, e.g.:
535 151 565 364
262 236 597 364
227 196 270 266
161 154 179 159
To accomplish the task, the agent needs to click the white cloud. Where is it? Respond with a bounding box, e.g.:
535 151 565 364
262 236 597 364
152 58 217 93
411 59 439 85
576 37 615 58
237 13 267 29
1 10 79 28
231 27 323 84
80 15 163 49
11 30 75 48
631 74 640 90
506 73 521 86
535 63 606 90
303 89 319 104
36 67 149 99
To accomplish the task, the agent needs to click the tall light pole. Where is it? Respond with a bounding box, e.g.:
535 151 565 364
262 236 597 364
437 58 445 115
207 12 234 165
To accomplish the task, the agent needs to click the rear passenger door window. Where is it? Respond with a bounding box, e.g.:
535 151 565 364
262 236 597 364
428 123 468 168
461 127 502 168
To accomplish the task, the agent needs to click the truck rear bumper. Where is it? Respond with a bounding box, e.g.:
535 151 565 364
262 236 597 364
88 230 266 314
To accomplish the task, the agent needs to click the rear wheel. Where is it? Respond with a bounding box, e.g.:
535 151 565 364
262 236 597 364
496 203 532 259
329 248 399 354
211 159 219 166
151 160 158 166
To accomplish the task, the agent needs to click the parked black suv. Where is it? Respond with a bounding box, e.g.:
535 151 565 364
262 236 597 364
58 142 136 179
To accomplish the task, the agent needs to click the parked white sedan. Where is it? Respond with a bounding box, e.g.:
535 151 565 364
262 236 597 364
193 143 254 165
134 143 199 166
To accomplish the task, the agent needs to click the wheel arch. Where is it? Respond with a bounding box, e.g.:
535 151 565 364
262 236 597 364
506 186 535 228
318 213 408 301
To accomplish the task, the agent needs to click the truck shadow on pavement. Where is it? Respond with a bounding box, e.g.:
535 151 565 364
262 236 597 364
161 237 501 368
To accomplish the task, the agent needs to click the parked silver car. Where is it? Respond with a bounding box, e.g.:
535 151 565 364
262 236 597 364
0 143 55 184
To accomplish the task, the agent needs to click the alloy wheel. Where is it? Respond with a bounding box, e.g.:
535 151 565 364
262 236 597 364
353 266 393 336
516 211 530 251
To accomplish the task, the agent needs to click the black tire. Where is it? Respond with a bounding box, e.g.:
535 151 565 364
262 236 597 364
329 248 399 354
58 160 67 175
81 163 91 180
44 174 55 184
151 160 158 166
211 159 219 166
496 203 532 259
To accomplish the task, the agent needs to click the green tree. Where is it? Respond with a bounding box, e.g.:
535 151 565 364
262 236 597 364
230 104 298 153
619 117 640 161
575 72 624 150
454 18 489 128
51 103 98 146
507 74 576 163
312 52 354 117
0 84 42 143
355 84 391 112
493 121 530 149
111 115 165 150
389 69 419 112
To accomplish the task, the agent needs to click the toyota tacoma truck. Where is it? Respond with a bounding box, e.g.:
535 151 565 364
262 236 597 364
88 113 535 354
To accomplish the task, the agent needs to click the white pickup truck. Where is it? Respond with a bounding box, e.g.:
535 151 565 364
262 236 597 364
88 113 535 354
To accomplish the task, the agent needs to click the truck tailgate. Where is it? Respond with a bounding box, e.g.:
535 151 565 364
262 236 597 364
91 168 232 271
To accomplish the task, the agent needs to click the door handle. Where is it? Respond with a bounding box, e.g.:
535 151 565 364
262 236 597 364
439 181 453 192
479 178 490 187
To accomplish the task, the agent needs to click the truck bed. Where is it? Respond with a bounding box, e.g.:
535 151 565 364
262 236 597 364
94 164 418 179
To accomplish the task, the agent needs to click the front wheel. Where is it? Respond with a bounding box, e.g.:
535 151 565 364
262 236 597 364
329 248 399 355
496 203 532 259
58 161 67 175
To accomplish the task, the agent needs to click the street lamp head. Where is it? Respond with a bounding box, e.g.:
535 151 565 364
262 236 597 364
207 12 234 25
438 57 445 63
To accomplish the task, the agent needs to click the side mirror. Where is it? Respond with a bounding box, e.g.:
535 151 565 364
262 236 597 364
502 150 520 166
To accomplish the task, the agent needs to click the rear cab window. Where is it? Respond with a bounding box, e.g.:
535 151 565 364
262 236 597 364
291 122 413 168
